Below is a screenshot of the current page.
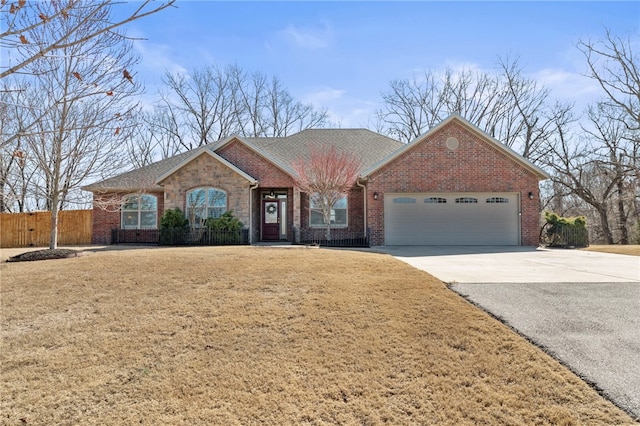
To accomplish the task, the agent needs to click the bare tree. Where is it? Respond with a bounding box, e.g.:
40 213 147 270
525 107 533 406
160 65 240 150
541 105 637 244
292 145 361 241
583 102 636 243
375 71 454 143
0 0 175 80
147 64 329 157
124 108 184 168
578 30 640 132
577 29 640 242
8 2 141 249
374 60 572 162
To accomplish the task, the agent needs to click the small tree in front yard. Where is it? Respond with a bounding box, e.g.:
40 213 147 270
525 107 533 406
292 145 361 241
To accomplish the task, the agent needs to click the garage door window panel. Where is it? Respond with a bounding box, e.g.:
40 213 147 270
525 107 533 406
486 197 509 204
455 197 478 204
425 197 447 204
393 197 416 204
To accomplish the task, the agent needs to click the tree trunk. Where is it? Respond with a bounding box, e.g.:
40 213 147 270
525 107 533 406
597 205 614 244
49 205 59 249
616 178 629 244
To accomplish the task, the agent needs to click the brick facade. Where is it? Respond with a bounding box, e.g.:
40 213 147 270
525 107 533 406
365 121 541 246
91 190 164 244
218 140 295 188
218 139 299 242
88 119 545 246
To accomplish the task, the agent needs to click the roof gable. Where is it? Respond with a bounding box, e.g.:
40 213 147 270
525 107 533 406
156 147 257 184
362 114 549 180
213 135 295 176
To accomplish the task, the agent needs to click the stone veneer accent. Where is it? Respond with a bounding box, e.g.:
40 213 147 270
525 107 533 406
159 152 253 229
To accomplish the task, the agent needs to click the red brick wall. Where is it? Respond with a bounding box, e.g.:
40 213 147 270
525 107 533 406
299 186 365 234
366 121 542 246
91 191 164 244
217 140 296 187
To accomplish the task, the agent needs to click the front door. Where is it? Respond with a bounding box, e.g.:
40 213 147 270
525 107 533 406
262 200 280 240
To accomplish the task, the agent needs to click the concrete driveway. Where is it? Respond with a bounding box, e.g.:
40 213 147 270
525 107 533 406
378 246 640 420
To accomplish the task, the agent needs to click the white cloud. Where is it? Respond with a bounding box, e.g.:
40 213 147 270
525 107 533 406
532 68 599 99
133 40 188 79
279 23 332 50
303 87 345 104
302 87 380 128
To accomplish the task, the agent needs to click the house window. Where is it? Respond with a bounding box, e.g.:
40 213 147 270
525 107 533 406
121 194 157 229
455 197 478 204
425 197 447 204
186 187 227 226
310 194 348 227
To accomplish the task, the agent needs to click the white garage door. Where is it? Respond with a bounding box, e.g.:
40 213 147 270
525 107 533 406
384 192 520 245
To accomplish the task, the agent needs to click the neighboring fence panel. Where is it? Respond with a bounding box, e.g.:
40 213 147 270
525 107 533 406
0 210 93 248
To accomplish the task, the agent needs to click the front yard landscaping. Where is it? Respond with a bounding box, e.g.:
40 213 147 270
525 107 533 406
1 246 635 425
583 245 640 256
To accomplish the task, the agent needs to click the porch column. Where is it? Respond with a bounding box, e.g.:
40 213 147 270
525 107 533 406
293 187 301 243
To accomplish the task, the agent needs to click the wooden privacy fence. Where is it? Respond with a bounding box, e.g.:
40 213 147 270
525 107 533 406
0 210 92 248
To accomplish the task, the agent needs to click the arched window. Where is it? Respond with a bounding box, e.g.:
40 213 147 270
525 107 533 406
186 187 227 226
121 194 157 229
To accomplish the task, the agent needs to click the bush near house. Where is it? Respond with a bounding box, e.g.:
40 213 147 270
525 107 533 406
541 212 589 248
157 209 246 245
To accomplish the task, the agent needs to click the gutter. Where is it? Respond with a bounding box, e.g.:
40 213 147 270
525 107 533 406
356 179 367 238
249 182 259 244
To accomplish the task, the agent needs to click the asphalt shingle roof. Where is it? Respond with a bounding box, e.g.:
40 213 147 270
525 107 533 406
83 129 404 192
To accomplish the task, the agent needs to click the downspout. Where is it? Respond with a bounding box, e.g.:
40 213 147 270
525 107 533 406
356 179 367 238
249 182 259 244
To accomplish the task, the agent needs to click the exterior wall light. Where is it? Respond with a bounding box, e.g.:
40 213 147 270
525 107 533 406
528 191 534 200
373 192 379 200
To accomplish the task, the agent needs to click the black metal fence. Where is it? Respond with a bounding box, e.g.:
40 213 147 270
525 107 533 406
541 226 589 248
111 228 249 246
297 227 369 248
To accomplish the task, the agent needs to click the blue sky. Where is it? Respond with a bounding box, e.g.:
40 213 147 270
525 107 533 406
124 1 639 127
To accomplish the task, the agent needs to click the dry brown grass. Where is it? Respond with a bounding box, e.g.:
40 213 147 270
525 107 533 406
582 245 640 256
1 246 635 425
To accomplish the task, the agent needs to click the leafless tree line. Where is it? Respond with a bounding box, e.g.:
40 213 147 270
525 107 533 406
125 64 330 168
1 0 173 248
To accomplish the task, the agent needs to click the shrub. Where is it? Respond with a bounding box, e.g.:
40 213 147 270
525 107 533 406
205 211 243 232
542 212 589 247
160 208 188 230
204 211 244 244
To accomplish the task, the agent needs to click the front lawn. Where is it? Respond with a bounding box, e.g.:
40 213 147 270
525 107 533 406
582 244 640 256
1 246 634 425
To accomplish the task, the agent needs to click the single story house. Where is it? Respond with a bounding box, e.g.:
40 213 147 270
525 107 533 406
83 114 549 246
